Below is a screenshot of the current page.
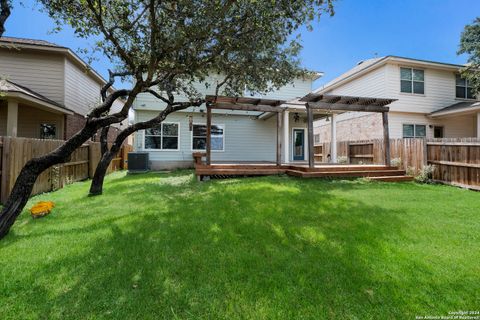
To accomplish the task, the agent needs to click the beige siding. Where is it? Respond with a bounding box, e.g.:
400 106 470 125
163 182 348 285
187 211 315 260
16 104 65 139
325 65 387 97
0 50 65 104
389 112 476 138
64 59 102 115
385 63 465 114
0 101 7 136
314 111 476 140
134 110 277 163
134 74 314 111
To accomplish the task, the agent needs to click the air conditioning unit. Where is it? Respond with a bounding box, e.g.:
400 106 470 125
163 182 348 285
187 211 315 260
128 152 149 173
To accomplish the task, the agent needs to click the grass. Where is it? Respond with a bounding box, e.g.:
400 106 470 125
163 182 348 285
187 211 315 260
0 170 479 319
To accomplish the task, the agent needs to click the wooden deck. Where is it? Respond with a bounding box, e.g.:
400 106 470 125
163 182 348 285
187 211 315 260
195 163 413 182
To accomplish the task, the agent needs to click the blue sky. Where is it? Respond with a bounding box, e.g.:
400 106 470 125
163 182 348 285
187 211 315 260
3 0 480 89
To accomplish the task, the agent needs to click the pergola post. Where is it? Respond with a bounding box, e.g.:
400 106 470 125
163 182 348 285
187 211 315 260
283 110 290 163
382 111 391 166
477 112 480 138
330 114 337 163
6 100 18 137
206 105 212 165
307 104 314 168
276 111 282 166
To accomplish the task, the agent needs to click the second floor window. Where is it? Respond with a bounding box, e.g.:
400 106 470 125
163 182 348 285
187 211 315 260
400 67 424 94
455 74 475 99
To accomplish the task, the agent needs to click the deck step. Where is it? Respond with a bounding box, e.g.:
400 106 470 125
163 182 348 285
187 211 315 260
285 169 406 178
290 165 400 172
368 175 414 182
196 168 285 176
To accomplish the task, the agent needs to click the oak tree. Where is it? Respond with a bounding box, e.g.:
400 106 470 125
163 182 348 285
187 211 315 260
0 0 335 238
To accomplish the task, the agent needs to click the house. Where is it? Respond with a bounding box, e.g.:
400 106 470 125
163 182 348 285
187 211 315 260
0 36 124 140
314 56 480 142
132 72 323 169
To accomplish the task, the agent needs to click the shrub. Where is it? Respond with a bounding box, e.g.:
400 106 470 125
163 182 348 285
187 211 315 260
415 165 436 183
337 156 348 164
390 157 402 168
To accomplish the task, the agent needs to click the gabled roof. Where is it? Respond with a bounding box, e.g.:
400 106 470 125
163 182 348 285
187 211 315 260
0 36 65 48
317 55 467 94
0 79 74 114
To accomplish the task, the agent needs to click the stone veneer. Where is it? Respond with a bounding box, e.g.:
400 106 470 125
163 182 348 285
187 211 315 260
314 113 383 142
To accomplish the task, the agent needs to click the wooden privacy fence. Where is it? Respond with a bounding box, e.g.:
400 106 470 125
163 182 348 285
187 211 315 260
0 136 132 204
315 138 480 190
426 138 480 190
315 138 426 171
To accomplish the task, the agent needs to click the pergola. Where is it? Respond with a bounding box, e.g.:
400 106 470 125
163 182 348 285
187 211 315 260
204 94 396 168
205 95 286 165
300 93 397 168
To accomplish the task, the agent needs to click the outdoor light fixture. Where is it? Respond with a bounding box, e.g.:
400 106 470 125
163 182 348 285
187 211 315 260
293 112 300 123
188 115 193 131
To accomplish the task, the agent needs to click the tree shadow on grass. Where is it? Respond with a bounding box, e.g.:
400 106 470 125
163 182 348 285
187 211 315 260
0 172 470 319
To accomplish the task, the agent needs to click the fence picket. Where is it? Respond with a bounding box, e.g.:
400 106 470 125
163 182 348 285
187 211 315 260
0 137 131 204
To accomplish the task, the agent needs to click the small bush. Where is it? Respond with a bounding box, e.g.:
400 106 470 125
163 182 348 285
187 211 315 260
337 156 348 164
406 166 416 177
415 165 436 183
390 157 402 168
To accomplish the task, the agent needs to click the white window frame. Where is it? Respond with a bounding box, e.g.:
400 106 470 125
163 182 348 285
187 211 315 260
455 74 475 100
143 122 180 151
314 133 321 145
400 67 425 95
402 123 427 138
191 123 225 152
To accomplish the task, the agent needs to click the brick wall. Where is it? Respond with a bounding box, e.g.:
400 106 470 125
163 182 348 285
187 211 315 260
314 113 383 142
64 113 87 140
64 112 123 143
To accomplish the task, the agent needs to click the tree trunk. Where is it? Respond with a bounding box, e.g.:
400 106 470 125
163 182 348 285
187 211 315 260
88 144 121 196
100 126 110 155
0 121 114 239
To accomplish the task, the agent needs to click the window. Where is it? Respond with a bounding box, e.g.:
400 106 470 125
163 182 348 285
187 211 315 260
144 122 179 150
455 74 475 99
40 124 56 139
403 124 426 138
192 124 224 151
314 134 320 145
400 67 424 94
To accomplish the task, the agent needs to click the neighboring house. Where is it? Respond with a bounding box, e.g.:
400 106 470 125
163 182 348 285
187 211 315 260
314 56 480 142
132 73 322 169
0 37 124 140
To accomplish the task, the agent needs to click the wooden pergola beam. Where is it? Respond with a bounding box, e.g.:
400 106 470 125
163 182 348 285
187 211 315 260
382 112 391 166
210 103 284 113
307 101 389 113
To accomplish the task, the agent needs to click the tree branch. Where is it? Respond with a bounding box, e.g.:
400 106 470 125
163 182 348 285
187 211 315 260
0 0 11 37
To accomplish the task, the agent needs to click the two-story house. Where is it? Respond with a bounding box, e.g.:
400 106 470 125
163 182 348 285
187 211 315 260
314 56 480 142
0 37 124 140
132 72 322 169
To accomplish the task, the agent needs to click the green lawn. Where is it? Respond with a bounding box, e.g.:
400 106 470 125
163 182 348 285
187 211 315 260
0 171 479 319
